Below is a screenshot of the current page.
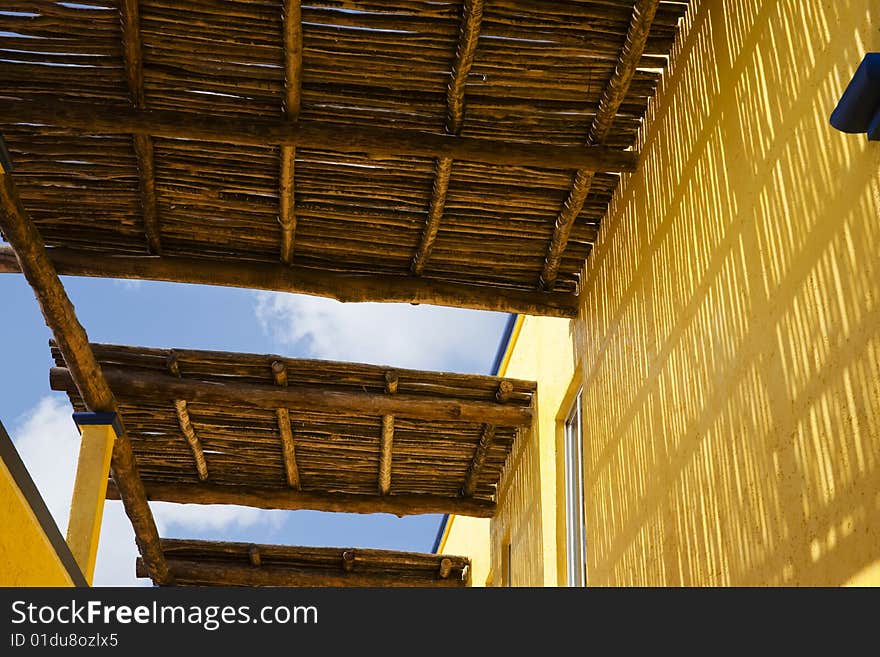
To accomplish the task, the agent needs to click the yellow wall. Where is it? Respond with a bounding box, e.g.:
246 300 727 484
445 0 880 587
576 0 880 585
0 457 77 586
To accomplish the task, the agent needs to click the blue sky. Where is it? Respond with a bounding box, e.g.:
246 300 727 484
0 268 507 585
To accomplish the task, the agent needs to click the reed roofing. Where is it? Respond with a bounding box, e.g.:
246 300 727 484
0 0 688 317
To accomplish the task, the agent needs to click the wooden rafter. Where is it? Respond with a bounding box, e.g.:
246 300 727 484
461 423 495 497
0 100 638 174
272 360 301 490
279 0 303 264
109 480 497 517
49 366 533 426
174 400 208 481
0 174 171 584
539 0 661 290
378 370 398 495
120 0 161 255
0 246 579 317
411 0 484 275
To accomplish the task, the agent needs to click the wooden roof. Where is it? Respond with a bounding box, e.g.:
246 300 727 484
0 0 687 317
137 538 470 586
50 342 536 518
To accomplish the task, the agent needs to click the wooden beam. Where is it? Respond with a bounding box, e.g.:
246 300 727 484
0 174 170 584
0 246 578 317
379 414 394 495
109 480 497 517
136 558 466 587
411 0 483 275
174 400 208 481
0 99 638 173
50 366 533 427
120 0 161 255
248 545 261 567
66 422 116 584
439 557 453 579
461 424 496 497
342 550 355 572
384 370 399 395
279 0 303 264
496 380 514 402
540 0 660 290
276 408 301 489
271 360 300 489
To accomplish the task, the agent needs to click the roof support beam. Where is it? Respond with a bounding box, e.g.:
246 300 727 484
136 558 465 587
539 0 660 290
279 0 303 264
0 173 171 584
461 423 496 497
109 480 496 518
120 0 161 255
378 370 398 495
49 366 533 426
0 246 579 317
0 99 638 173
411 0 483 275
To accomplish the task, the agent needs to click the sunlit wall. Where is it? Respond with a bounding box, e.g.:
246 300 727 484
577 0 880 585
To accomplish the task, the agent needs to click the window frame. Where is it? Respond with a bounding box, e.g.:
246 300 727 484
563 390 587 587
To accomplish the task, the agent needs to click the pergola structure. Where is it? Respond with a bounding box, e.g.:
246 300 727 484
0 0 687 586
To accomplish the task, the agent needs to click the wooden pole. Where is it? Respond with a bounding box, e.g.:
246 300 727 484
173 400 208 481
0 99 639 173
50 366 534 426
0 174 170 584
411 0 484 275
120 0 161 255
379 414 394 495
461 424 496 497
0 246 579 317
137 558 467 587
539 0 660 289
66 422 116 584
109 480 497 517
276 408 301 490
279 0 303 263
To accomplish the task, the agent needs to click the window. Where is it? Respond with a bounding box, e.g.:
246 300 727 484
564 391 587 586
501 535 513 587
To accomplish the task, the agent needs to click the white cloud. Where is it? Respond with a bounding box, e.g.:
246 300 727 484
10 396 279 586
112 279 144 291
254 292 508 372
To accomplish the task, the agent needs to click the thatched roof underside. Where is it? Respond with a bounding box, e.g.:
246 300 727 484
50 342 536 516
139 538 471 586
0 0 688 315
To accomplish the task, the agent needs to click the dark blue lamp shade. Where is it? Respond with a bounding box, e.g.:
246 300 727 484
830 53 880 141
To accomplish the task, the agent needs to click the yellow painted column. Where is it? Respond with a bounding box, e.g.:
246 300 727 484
66 412 120 584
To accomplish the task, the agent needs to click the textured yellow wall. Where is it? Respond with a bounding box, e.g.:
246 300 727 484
0 458 75 586
576 0 880 585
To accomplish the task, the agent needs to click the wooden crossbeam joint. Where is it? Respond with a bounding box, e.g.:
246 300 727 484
342 550 355 572
248 545 262 567
439 557 453 579
271 360 300 489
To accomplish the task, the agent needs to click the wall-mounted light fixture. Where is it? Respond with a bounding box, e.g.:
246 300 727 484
830 53 880 141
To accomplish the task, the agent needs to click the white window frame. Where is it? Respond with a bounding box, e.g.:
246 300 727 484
564 390 587 586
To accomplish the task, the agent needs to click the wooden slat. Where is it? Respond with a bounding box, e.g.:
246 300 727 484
279 0 303 264
0 174 170 584
109 480 497 517
274 358 301 490
411 0 483 275
0 246 579 317
540 0 661 289
121 0 161 254
173 399 208 481
49 366 534 426
0 99 639 173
